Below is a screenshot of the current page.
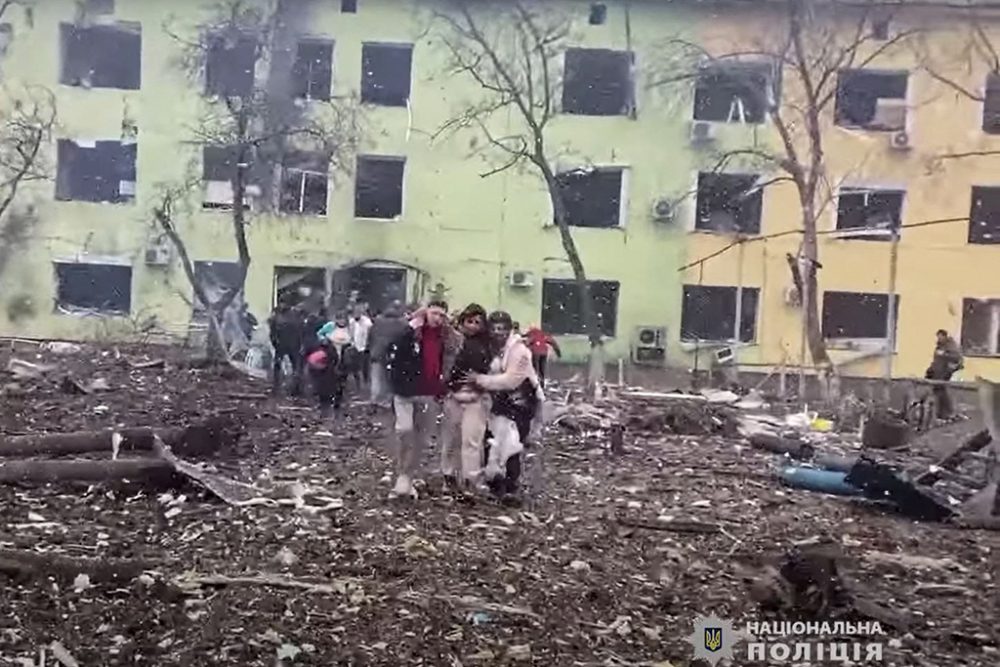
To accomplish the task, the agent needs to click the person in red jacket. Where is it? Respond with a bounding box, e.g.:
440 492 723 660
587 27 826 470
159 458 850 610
523 324 561 387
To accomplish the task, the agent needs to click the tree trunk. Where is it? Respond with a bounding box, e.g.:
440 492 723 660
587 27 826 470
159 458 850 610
799 207 838 401
206 312 229 362
0 458 178 484
0 427 185 457
538 160 605 397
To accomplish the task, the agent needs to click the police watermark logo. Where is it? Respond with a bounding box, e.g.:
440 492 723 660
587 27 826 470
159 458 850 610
686 613 741 666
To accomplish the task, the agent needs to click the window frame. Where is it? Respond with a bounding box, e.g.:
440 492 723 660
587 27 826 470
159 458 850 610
960 297 1000 357
354 154 407 220
693 171 764 235
692 60 776 125
55 138 137 204
833 68 909 131
561 47 635 117
833 186 905 241
58 21 142 91
360 41 414 107
552 165 628 229
279 155 329 216
52 259 133 315
679 284 760 344
968 185 1000 245
540 278 620 338
821 290 899 342
292 38 334 102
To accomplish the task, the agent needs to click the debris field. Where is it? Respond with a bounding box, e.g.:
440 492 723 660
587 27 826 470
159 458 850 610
1 341 998 666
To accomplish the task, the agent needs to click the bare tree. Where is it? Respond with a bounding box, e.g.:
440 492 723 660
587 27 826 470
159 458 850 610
154 0 364 360
0 0 57 282
654 0 917 398
431 0 612 392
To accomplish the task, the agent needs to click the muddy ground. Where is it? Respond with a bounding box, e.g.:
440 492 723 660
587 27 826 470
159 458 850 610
0 342 998 666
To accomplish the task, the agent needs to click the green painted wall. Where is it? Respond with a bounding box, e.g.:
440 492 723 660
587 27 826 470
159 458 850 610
0 0 699 364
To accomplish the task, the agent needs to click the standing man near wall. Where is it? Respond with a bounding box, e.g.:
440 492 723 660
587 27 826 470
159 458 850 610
386 301 463 498
926 329 964 420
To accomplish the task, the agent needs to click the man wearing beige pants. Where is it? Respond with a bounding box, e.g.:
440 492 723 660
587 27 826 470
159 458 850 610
385 301 462 498
440 304 493 489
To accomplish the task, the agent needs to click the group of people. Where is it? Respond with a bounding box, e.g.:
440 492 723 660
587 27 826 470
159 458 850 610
267 297 563 501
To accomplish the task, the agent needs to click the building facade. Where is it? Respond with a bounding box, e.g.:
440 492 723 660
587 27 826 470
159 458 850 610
0 0 997 381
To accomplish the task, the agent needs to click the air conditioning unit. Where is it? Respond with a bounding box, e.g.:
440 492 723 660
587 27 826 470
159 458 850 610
508 270 535 288
651 198 674 223
714 346 735 366
783 284 801 307
889 130 911 151
144 237 173 266
633 326 666 364
689 120 716 144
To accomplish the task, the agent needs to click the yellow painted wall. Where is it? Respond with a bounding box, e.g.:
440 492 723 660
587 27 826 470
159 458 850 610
682 4 1000 381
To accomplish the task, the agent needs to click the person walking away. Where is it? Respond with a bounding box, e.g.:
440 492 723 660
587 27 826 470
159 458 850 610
306 337 346 419
925 329 963 420
441 304 492 491
386 300 463 498
349 305 374 391
467 311 543 500
524 324 561 387
317 312 354 405
268 298 305 396
368 302 408 409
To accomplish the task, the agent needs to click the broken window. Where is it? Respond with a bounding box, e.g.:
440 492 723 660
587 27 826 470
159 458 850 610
836 187 904 240
834 69 908 130
341 0 358 12
355 155 405 219
1 24 14 56
695 172 763 234
961 298 1000 356
969 186 1000 244
279 152 329 216
541 279 619 337
274 266 326 308
56 139 136 204
54 262 131 314
693 62 773 124
193 261 242 316
332 265 407 313
822 291 898 339
205 33 257 97
984 73 1000 134
680 285 759 342
589 3 607 25
202 145 254 210
84 0 115 14
292 40 333 101
562 48 633 116
554 167 624 228
59 22 141 90
361 42 412 107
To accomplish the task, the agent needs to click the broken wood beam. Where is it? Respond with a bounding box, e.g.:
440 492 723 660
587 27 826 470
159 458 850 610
0 458 178 485
0 415 240 459
915 429 992 486
617 516 721 535
0 548 154 584
0 427 185 458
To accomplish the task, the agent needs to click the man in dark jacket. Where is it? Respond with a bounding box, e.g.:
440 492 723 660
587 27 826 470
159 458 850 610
368 302 408 408
268 299 304 396
386 300 463 498
926 329 964 419
306 338 347 419
440 303 492 490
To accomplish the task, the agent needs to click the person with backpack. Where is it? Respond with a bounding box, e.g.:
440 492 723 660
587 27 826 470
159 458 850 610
268 297 305 396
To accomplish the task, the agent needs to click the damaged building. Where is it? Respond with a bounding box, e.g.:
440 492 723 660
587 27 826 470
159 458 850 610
0 0 998 382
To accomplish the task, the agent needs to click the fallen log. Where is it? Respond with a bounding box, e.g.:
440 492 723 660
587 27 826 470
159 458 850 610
0 548 153 584
0 458 178 485
0 415 240 458
617 516 720 534
747 432 814 460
